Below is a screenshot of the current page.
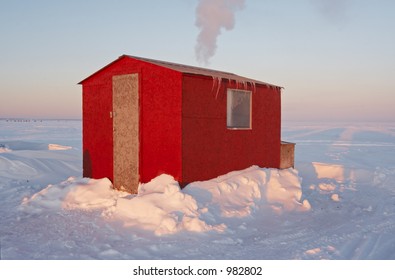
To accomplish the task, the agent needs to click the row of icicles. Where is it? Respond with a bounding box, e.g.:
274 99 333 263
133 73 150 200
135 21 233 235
210 76 281 99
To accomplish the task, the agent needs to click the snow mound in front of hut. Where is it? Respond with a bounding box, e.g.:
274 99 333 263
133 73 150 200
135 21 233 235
185 166 310 217
20 166 310 236
20 177 116 213
112 174 226 235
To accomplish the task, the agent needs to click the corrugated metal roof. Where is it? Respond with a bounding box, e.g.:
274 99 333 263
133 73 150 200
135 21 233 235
124 55 281 88
79 55 281 88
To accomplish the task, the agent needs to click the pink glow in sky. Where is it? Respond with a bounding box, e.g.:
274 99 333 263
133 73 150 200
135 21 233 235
0 0 394 121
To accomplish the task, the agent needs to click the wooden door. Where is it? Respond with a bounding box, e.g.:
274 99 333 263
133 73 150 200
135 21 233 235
112 74 139 193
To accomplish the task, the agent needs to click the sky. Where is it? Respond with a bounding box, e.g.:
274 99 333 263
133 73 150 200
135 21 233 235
0 0 394 121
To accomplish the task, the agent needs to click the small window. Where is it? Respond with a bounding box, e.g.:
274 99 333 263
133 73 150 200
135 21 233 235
227 89 252 129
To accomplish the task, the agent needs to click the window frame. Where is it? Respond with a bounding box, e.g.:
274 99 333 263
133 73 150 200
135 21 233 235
226 88 252 130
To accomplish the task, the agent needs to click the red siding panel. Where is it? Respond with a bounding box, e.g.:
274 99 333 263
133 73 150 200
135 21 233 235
81 56 281 189
140 65 183 183
81 57 182 184
181 75 281 184
82 83 113 181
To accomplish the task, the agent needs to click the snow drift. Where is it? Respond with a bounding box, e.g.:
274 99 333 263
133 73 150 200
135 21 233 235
20 166 310 236
0 144 11 153
2 120 395 259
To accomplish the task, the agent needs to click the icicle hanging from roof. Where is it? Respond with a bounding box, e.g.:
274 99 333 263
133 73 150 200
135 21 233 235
251 81 256 94
211 76 223 99
209 75 278 99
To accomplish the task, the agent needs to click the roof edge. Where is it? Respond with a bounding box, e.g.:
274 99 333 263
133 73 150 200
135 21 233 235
78 55 127 85
124 54 235 76
124 55 282 88
78 55 282 89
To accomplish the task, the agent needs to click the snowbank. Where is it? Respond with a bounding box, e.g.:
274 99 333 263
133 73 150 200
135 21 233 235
20 166 310 236
113 175 226 235
186 166 310 217
1 141 73 151
48 144 72 150
0 144 11 153
4 120 395 259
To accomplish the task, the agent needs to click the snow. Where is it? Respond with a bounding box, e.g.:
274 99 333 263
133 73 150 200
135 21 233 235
48 143 72 150
18 167 307 237
0 120 395 259
331 193 340 202
0 144 11 153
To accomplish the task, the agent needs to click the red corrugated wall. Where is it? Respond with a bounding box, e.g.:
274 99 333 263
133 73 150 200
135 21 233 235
82 56 281 188
181 74 281 184
81 57 182 184
82 83 113 180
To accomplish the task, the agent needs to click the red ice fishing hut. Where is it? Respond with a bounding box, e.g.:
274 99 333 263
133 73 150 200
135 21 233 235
79 55 294 193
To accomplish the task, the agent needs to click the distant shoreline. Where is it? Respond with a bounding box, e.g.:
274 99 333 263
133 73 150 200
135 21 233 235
0 118 82 122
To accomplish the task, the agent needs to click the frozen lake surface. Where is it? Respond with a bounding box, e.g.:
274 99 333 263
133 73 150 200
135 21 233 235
1 119 394 259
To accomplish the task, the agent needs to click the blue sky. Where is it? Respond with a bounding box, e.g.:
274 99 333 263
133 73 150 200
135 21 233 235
1 0 394 121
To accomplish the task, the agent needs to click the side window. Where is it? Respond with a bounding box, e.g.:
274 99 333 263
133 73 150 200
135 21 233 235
227 89 252 129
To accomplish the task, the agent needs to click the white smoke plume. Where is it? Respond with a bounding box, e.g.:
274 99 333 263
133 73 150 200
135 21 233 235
195 0 245 65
